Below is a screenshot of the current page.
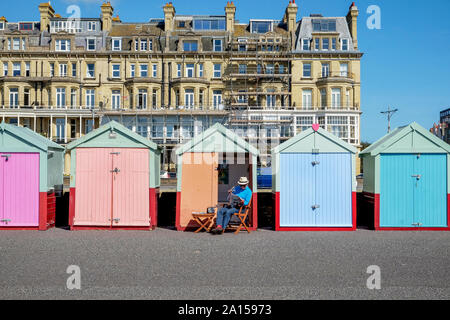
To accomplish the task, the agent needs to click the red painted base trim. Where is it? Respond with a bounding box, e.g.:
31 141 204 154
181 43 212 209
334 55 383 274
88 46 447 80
175 191 182 231
0 227 40 231
275 191 356 232
363 192 450 231
39 192 47 231
69 188 76 228
277 227 356 232
251 192 258 231
149 188 159 230
70 226 152 231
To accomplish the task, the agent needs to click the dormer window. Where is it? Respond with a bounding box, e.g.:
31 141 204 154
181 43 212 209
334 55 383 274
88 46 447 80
312 19 337 32
341 39 349 51
87 21 96 31
0 22 4 30
302 39 310 50
251 20 273 34
213 39 223 52
19 23 33 31
87 38 96 51
12 38 20 50
112 38 121 51
140 39 147 51
322 38 329 50
193 18 225 31
183 40 198 52
55 39 71 52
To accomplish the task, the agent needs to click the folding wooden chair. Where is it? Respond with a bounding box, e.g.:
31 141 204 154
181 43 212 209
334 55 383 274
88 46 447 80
227 198 252 234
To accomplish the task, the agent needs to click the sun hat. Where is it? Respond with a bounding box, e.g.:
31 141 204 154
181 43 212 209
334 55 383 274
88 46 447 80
238 177 249 185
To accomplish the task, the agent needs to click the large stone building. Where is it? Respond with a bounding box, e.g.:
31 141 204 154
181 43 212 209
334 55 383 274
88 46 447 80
0 1 363 172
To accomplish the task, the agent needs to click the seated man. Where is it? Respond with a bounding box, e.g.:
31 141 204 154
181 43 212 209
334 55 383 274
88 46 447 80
211 177 252 235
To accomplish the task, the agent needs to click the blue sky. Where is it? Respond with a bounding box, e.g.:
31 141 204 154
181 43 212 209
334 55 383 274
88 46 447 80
2 0 450 142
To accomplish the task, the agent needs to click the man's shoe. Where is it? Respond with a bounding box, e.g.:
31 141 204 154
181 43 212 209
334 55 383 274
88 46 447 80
210 228 220 235
216 227 224 235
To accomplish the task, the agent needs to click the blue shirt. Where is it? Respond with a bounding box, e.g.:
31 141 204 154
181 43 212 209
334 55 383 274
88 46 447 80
232 186 252 206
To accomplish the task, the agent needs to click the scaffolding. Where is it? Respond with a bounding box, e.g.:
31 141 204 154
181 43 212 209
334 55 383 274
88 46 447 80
223 36 294 164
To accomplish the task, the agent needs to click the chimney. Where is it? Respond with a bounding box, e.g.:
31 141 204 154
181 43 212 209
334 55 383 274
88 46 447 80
38 2 55 32
346 2 359 50
225 2 236 33
163 2 175 32
285 0 298 33
101 1 114 32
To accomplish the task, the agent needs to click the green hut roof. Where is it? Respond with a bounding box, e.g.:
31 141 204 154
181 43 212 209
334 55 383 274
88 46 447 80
176 123 259 156
66 120 158 151
272 127 357 154
0 122 64 151
360 122 450 157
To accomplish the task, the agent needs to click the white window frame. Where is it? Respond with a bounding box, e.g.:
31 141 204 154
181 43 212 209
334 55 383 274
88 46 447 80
320 89 327 108
340 63 348 77
140 64 148 77
130 64 135 78
87 21 96 32
331 88 341 109
112 64 121 78
177 63 182 77
85 89 95 108
185 64 194 78
25 62 30 77
341 38 349 51
302 39 310 51
152 64 157 78
302 89 312 110
55 39 71 52
12 63 21 77
0 22 4 30
140 39 148 51
87 38 96 51
9 88 19 107
322 63 330 78
322 38 330 51
55 119 66 141
213 64 222 78
56 88 66 108
86 63 95 78
213 39 223 52
184 89 194 109
72 63 77 77
13 38 20 51
213 90 222 109
111 90 121 110
137 89 148 109
3 62 8 76
303 63 311 78
112 38 122 51
70 89 77 107
198 63 204 77
59 63 68 77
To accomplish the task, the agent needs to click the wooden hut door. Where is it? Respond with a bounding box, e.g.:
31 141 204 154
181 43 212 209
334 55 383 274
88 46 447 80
75 148 113 226
0 153 40 227
180 152 218 229
112 149 150 227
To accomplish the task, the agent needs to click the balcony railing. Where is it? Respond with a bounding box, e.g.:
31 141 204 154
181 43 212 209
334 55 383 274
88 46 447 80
1 105 100 111
316 72 354 80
